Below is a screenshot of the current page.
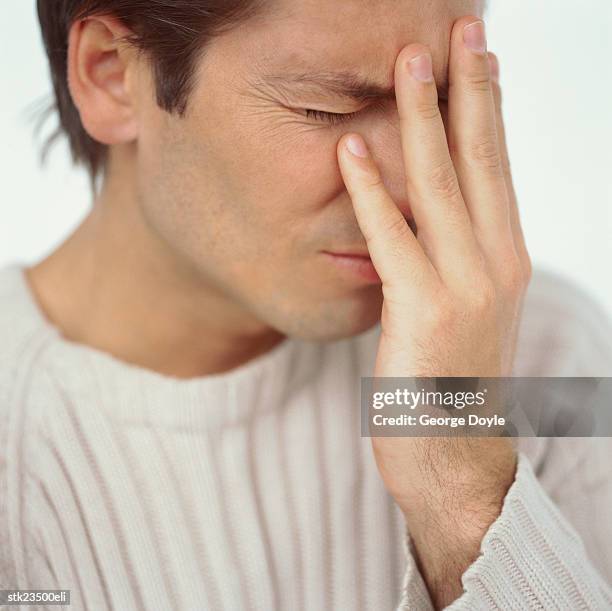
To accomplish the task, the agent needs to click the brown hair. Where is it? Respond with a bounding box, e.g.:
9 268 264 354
37 0 264 182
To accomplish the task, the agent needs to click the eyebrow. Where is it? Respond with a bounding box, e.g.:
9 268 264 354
258 68 450 104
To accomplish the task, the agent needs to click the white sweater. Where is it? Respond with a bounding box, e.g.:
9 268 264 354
0 262 611 611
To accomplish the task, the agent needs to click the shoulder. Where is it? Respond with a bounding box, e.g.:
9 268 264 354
0 263 64 584
514 269 612 522
0 262 53 390
0 262 65 457
0 263 60 403
514 267 612 376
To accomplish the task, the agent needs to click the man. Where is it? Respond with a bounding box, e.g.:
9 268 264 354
1 0 611 609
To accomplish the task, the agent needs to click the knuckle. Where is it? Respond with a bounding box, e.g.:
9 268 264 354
427 160 462 200
479 282 497 309
470 280 496 313
413 101 442 122
468 138 503 172
380 212 412 243
425 299 455 333
498 253 527 293
502 158 513 181
361 170 386 192
359 224 377 244
492 83 503 106
464 71 492 94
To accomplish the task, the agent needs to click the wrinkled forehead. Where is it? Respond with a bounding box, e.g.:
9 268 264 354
226 0 483 96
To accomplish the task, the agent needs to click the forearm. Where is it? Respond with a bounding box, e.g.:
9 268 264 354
393 438 516 609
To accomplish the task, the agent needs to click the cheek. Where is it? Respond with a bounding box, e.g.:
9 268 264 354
133 113 241 262
275 142 343 208
215 123 347 224
271 132 348 208
187 83 348 220
140 94 349 266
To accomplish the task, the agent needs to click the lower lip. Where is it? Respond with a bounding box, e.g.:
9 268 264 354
322 252 381 284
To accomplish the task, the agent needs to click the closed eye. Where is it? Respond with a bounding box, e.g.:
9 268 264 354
302 97 446 125
304 108 361 125
303 100 388 125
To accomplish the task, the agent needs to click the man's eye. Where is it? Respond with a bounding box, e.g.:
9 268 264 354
304 108 361 125
303 100 388 125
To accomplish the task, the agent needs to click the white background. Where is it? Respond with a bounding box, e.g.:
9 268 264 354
1 2 611 315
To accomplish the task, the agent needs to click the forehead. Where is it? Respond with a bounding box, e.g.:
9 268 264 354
245 0 482 89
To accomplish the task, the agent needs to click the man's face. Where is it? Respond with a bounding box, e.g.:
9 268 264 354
134 0 481 340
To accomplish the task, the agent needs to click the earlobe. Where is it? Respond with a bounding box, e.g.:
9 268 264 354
67 16 140 145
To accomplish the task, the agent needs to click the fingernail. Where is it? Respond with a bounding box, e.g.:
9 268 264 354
463 20 487 54
346 134 369 158
408 53 433 82
489 53 500 82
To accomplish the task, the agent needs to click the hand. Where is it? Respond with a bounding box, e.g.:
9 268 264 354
336 16 532 608
337 25 531 381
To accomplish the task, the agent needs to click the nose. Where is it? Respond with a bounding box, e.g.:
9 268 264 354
360 110 412 219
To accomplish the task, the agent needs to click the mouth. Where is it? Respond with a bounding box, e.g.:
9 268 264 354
324 250 371 258
325 215 417 259
321 251 381 284
321 215 416 285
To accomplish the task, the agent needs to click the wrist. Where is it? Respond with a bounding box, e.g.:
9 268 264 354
395 438 517 524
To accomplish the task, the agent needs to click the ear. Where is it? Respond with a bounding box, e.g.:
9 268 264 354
67 16 141 145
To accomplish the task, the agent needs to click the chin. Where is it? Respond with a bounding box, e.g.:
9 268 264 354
268 288 383 342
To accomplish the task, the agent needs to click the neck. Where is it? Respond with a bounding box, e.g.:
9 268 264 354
26 156 285 378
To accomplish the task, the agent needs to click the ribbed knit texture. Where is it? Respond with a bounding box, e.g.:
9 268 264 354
1 263 611 610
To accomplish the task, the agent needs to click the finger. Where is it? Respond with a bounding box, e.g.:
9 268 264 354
488 52 532 280
447 17 515 267
394 44 482 287
337 133 437 292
